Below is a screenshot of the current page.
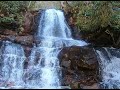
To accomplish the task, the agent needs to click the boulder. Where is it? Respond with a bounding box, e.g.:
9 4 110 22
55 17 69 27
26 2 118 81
58 46 98 70
58 46 99 88
14 35 34 46
0 35 34 46
81 83 100 89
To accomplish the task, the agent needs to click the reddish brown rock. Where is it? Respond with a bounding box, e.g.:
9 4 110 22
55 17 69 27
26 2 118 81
15 35 34 46
58 46 98 70
81 83 100 89
58 46 99 89
19 11 34 35
0 29 17 35
0 35 34 46
0 35 10 41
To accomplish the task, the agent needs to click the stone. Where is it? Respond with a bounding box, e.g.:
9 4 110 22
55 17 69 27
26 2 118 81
58 46 98 70
81 83 99 89
15 35 34 46
23 46 32 57
0 35 34 46
59 46 99 89
70 82 79 89
61 60 71 68
1 29 17 35
20 11 34 35
61 86 71 89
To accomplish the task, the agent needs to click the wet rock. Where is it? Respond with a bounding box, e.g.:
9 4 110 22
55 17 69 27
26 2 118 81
81 83 100 89
14 35 34 46
58 46 99 89
0 35 34 46
23 46 32 69
58 46 98 70
61 60 71 68
23 46 32 57
34 51 41 65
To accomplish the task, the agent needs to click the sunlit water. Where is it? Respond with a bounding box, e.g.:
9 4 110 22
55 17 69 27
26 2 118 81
0 9 87 89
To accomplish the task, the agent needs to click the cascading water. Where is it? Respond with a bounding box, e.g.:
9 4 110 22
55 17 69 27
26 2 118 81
0 9 87 89
0 41 26 89
25 9 87 89
96 47 120 89
1 9 120 89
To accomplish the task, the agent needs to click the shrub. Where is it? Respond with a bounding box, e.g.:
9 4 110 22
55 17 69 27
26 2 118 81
0 1 29 30
65 1 120 31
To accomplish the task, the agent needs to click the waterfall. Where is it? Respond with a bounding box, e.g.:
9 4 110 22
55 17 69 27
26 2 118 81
0 41 26 88
0 9 87 89
96 47 120 89
26 9 87 89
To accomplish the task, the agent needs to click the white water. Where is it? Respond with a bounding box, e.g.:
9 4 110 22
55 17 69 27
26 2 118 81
0 41 26 88
0 9 87 89
96 47 120 89
26 9 87 89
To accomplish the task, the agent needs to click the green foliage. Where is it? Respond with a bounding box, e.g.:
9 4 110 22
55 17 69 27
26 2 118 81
0 1 29 30
0 1 29 14
0 16 14 23
66 1 120 31
110 2 120 30
27 1 36 10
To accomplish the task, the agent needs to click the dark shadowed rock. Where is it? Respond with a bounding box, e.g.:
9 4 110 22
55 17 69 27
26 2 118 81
81 83 100 89
58 46 98 70
19 11 34 35
0 21 19 30
22 46 32 69
58 46 99 89
0 29 17 35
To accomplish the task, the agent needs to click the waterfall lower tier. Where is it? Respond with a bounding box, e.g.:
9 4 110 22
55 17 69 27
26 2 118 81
96 47 120 89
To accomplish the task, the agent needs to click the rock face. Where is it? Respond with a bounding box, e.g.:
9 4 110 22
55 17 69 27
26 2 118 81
0 10 39 47
0 29 17 35
58 46 99 89
14 35 34 46
0 35 34 46
19 11 39 35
